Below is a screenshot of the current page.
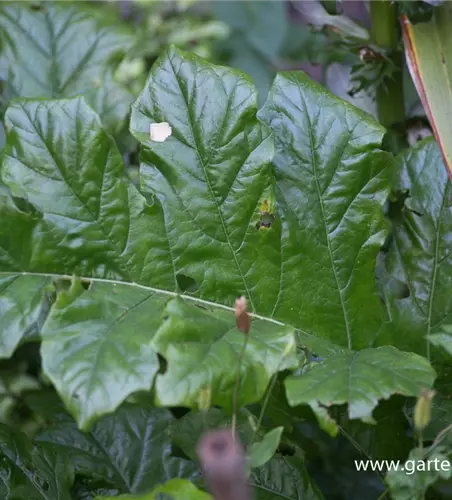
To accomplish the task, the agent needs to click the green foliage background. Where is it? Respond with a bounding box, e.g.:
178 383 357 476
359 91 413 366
0 1 451 500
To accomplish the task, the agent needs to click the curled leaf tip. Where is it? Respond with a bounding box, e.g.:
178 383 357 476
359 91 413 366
150 122 172 142
235 296 250 334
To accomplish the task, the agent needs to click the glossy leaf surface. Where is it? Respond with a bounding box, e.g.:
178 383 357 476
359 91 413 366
0 52 295 427
131 46 275 310
258 71 391 350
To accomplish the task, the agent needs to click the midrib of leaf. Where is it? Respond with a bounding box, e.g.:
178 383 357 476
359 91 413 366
0 271 285 327
168 58 256 311
302 97 352 350
43 9 59 96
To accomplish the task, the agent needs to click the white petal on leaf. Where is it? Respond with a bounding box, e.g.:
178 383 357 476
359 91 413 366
150 122 172 142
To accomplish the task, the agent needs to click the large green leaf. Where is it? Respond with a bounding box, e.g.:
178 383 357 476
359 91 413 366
285 346 436 435
0 46 403 430
258 72 391 350
379 139 452 358
0 424 74 499
35 404 200 494
0 2 135 134
0 55 295 427
130 47 276 309
2 97 173 285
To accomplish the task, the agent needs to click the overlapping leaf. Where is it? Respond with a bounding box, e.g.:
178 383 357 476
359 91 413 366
285 346 436 435
0 2 135 134
258 72 391 349
379 139 452 358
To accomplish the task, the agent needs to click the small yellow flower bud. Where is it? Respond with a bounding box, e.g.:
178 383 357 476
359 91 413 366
198 386 211 411
414 388 436 431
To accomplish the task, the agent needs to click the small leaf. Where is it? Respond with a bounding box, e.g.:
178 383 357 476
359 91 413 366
428 330 452 356
95 478 212 500
250 454 324 500
284 346 436 435
247 426 283 468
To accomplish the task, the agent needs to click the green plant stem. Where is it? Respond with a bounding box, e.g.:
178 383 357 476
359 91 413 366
249 373 279 447
370 0 405 128
376 489 389 500
232 334 249 439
